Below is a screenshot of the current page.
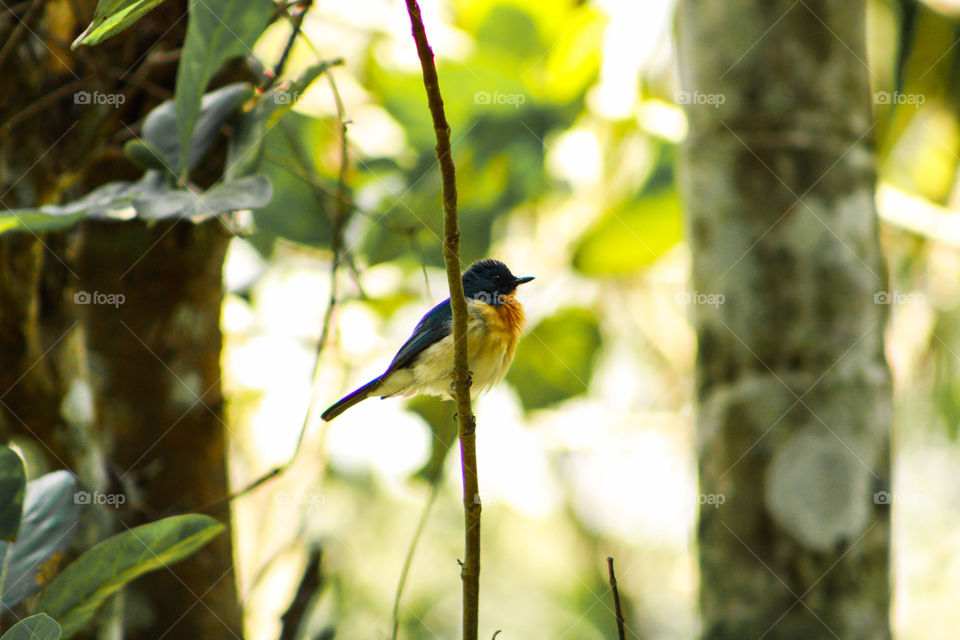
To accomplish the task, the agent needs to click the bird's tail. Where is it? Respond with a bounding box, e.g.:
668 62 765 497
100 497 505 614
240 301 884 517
321 377 381 421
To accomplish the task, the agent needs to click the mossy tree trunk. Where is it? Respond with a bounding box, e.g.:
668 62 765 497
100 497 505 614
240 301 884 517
677 1 892 638
0 1 241 637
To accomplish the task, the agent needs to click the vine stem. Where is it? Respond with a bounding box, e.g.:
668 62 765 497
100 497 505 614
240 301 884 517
402 2 480 639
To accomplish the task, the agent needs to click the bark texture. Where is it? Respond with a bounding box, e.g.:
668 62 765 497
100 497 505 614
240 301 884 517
677 1 892 638
0 0 241 636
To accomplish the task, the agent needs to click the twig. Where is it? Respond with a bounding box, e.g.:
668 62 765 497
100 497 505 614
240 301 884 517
263 0 313 91
607 557 626 640
278 546 324 640
391 480 441 640
198 58 352 515
0 0 42 70
403 3 479 640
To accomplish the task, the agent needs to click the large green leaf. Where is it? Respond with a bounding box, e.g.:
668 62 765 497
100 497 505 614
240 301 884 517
251 112 335 245
133 175 272 220
143 83 253 174
0 613 61 640
506 308 602 411
37 515 224 639
72 0 168 48
0 170 271 236
175 0 272 173
1 471 81 608
227 60 342 180
572 189 683 276
0 448 26 542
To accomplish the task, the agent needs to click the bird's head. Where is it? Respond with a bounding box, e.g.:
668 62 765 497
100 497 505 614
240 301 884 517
461 259 534 306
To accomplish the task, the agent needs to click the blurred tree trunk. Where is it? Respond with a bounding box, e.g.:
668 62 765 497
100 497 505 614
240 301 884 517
0 1 241 637
677 2 892 638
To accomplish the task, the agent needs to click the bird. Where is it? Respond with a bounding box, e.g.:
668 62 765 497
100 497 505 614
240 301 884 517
321 259 534 421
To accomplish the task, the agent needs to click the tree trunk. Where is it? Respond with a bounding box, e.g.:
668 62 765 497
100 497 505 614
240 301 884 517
677 1 892 638
0 1 241 636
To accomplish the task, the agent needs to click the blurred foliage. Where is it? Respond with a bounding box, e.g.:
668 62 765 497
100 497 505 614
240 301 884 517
507 308 602 410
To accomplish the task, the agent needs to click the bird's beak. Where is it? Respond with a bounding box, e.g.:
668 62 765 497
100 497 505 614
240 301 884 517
513 276 534 287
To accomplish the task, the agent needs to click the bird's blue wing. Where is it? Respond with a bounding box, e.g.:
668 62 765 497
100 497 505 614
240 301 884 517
384 298 452 374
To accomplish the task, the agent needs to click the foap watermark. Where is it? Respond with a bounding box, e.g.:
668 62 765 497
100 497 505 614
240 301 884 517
675 291 725 308
873 490 928 507
472 290 519 306
675 91 725 108
74 91 126 108
74 490 126 508
698 493 726 508
474 91 526 108
873 290 924 305
275 491 325 507
874 91 925 107
74 291 125 308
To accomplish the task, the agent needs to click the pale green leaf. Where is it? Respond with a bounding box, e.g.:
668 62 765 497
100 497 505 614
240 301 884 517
38 515 224 639
0 613 61 640
72 0 167 48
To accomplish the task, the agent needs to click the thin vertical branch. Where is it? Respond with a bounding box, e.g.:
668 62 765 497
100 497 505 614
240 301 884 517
391 480 442 640
607 557 626 640
402 2 479 640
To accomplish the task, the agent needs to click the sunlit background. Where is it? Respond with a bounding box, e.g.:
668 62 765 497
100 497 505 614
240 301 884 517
214 0 960 637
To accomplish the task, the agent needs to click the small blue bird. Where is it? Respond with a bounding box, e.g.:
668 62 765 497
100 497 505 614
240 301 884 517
321 259 534 421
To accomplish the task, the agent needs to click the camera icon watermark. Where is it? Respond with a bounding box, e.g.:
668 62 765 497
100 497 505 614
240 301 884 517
675 291 725 308
473 91 526 109
874 91 925 107
273 91 300 105
74 291 125 308
74 91 126 108
873 490 927 507
74 490 126 508
675 91 725 108
873 290 924 305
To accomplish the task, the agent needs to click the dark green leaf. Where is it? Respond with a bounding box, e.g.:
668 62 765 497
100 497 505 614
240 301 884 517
72 0 167 48
123 140 172 173
251 112 334 245
227 59 342 180
506 308 602 411
144 83 253 173
175 0 272 172
1 471 81 608
0 613 61 640
0 448 25 542
133 175 272 220
38 515 224 639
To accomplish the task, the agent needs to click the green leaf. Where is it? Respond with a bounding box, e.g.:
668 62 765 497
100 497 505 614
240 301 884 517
227 59 342 180
72 0 167 48
250 112 335 245
38 515 224 639
0 613 61 640
1 471 81 608
144 83 253 174
572 189 683 276
133 175 272 220
506 308 602 411
123 140 171 173
175 0 272 173
0 447 26 542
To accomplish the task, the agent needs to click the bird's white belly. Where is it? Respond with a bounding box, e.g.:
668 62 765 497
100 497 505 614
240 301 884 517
376 304 515 399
